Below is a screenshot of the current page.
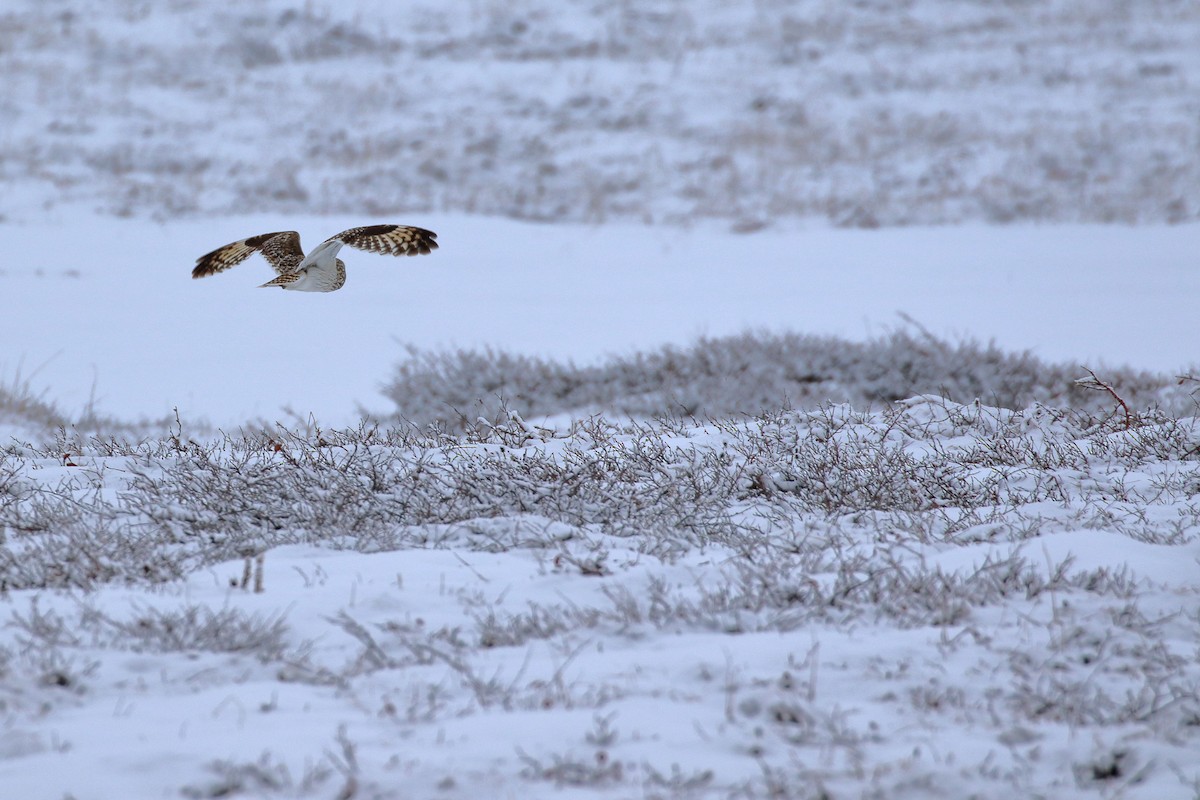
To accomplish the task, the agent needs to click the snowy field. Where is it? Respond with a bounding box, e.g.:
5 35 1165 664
3 397 1200 798
0 214 1197 428
4 0 1200 798
2 0 1199 227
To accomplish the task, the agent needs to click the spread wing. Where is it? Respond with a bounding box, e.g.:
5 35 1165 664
328 225 438 257
193 231 305 279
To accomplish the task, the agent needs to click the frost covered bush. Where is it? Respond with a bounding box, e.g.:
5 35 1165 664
381 329 1195 429
3 393 1200 796
3 393 1198 591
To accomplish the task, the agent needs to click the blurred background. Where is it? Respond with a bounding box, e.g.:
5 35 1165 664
4 0 1198 228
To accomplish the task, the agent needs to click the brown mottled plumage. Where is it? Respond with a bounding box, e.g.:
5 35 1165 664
193 225 438 292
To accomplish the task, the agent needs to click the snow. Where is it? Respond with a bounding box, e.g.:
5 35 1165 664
3 396 1200 797
0 215 1197 426
3 0 1200 797
3 0 1200 226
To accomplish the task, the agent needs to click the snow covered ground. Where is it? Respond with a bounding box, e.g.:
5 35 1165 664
3 399 1200 798
1 208 1198 795
3 0 1199 227
3 0 1200 797
0 213 1197 427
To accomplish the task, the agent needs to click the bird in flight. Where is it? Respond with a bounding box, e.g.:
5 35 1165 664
193 224 438 292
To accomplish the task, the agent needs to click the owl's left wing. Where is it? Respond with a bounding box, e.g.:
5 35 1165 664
329 225 438 257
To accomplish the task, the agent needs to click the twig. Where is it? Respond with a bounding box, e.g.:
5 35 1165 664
1075 367 1132 429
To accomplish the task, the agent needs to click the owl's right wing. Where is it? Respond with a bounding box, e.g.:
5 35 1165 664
193 231 305 279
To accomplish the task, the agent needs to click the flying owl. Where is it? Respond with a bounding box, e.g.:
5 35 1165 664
193 224 438 292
